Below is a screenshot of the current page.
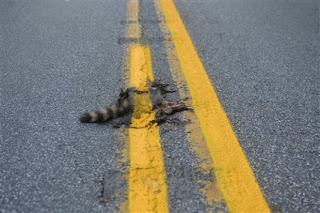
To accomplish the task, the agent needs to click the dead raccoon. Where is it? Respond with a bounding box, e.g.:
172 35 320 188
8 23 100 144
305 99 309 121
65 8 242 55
80 80 192 123
147 80 192 117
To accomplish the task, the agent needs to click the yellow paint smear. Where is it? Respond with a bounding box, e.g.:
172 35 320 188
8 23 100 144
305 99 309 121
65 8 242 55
201 180 224 205
159 0 270 212
128 46 169 213
118 127 130 213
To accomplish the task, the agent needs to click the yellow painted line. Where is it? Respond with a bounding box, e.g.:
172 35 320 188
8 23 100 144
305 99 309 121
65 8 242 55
128 46 169 212
124 0 169 211
158 0 270 212
118 0 143 210
124 0 168 212
154 0 226 208
127 0 141 39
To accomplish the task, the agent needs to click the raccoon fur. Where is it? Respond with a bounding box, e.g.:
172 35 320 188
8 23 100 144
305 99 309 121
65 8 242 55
80 87 136 123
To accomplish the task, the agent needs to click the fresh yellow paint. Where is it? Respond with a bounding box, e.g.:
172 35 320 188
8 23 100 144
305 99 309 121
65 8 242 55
159 0 270 211
128 46 169 213
125 0 168 211
125 0 169 211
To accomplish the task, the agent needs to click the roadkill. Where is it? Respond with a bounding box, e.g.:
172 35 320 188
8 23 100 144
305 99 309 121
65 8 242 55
80 80 193 127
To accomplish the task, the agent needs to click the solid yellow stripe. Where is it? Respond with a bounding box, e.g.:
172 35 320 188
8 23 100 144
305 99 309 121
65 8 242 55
159 0 270 212
128 46 169 213
153 0 226 207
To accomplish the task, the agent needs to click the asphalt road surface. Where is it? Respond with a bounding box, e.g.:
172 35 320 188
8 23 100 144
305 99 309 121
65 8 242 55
1 0 319 212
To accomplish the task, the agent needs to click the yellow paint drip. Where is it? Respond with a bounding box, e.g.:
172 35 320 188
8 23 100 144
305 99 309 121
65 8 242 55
159 0 270 212
128 46 169 212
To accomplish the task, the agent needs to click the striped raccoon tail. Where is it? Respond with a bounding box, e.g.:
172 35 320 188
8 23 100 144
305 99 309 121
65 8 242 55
80 105 122 123
80 87 135 123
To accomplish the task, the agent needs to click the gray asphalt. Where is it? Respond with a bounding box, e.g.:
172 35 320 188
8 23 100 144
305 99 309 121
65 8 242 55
174 0 319 212
1 0 319 212
1 0 128 212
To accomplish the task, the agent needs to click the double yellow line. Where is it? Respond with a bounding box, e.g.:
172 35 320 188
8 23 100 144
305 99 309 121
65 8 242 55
125 0 270 212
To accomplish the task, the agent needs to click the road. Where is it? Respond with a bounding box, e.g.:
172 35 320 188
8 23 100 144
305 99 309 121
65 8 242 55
0 0 319 212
